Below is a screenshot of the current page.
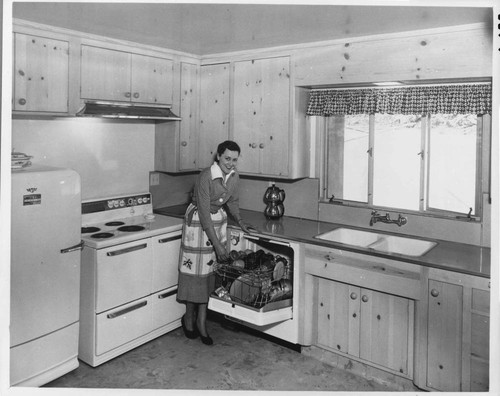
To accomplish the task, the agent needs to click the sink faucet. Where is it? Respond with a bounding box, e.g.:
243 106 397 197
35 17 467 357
370 210 407 227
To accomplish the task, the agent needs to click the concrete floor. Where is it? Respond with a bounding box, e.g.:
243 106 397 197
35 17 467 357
44 313 401 392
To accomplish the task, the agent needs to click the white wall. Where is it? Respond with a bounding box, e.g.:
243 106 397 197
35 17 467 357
12 117 155 200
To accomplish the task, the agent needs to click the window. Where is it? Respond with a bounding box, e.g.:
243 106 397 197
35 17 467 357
324 113 483 217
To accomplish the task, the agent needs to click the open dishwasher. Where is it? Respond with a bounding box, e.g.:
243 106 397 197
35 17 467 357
208 227 304 344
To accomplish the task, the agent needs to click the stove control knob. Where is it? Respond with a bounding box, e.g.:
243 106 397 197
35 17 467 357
138 198 143 204
107 201 114 209
113 200 119 208
120 200 125 207
143 197 149 203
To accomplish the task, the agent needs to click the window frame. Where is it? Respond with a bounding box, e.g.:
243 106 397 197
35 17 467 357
319 113 488 221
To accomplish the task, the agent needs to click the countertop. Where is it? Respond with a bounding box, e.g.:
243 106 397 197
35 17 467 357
155 205 490 278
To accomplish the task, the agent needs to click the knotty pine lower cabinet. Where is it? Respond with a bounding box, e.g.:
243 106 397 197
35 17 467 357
313 276 414 377
416 268 490 392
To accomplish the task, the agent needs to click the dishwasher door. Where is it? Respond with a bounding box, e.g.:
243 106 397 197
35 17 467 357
208 231 300 329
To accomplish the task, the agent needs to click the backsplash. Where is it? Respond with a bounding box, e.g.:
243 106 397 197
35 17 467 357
12 118 155 200
150 172 320 221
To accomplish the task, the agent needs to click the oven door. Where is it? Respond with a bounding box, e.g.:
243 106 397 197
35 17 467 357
95 238 153 313
208 232 301 335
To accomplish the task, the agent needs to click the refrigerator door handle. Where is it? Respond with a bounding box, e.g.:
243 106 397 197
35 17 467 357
60 240 85 254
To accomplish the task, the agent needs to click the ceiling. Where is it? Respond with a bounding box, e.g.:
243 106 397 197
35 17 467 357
12 2 492 56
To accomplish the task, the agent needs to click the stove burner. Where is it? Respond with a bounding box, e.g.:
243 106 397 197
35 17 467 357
117 225 145 232
91 232 114 239
82 226 101 234
105 221 125 226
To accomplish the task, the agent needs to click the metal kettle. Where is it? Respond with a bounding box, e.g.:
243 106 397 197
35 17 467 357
264 184 286 203
264 183 285 219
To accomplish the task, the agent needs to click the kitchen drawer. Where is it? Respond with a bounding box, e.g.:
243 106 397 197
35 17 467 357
152 232 182 293
305 245 421 300
96 239 153 313
151 286 185 329
96 296 152 356
208 295 292 326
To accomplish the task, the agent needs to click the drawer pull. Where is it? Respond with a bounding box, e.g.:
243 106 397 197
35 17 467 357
158 289 177 299
361 295 369 303
107 243 147 256
430 289 440 297
350 292 358 300
158 235 181 244
107 300 147 319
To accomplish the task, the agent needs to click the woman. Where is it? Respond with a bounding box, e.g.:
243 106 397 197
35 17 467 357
176 140 253 345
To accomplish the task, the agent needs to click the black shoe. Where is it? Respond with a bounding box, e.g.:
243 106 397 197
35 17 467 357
181 315 199 339
200 334 213 345
195 322 213 345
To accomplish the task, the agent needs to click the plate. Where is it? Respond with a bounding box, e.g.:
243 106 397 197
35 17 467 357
273 261 285 281
229 274 261 304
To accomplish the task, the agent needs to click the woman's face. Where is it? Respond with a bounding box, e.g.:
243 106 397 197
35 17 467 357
217 149 239 175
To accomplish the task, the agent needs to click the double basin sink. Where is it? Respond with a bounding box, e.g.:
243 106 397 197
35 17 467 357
315 227 437 257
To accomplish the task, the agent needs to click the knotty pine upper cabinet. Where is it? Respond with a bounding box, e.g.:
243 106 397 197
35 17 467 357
80 45 174 105
198 63 230 169
178 62 199 171
232 56 308 178
13 33 69 113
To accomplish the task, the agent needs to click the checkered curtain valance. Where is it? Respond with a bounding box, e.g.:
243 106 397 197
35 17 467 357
306 83 492 116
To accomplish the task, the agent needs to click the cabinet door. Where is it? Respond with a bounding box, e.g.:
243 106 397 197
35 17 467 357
316 278 360 356
427 280 463 391
152 232 182 293
199 63 230 169
469 288 489 391
81 45 131 102
131 54 173 104
359 288 412 375
233 59 261 174
178 62 199 170
14 33 69 112
233 57 290 176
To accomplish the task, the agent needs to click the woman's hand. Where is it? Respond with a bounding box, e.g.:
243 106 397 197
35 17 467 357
214 241 229 262
238 220 256 234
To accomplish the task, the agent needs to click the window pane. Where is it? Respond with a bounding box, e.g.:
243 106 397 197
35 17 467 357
373 114 421 210
428 114 477 214
343 115 369 202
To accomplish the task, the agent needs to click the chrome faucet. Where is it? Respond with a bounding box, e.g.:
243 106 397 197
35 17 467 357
370 210 407 227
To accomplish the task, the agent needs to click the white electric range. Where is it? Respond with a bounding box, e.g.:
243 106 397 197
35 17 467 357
79 193 185 367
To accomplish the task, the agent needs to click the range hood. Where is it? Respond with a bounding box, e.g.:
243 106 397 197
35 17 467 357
76 100 181 121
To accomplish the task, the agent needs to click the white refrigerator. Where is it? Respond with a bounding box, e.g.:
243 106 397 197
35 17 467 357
10 165 82 387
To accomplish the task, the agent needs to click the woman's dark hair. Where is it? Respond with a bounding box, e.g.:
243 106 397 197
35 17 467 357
217 140 241 156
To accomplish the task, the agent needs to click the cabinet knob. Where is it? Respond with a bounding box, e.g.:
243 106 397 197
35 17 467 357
125 92 131 98
18 98 27 106
18 69 25 76
251 143 257 148
133 92 140 99
350 292 358 300
181 141 188 147
430 289 439 297
259 143 265 149
361 295 369 303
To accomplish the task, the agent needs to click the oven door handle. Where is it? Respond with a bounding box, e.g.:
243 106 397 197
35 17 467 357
158 234 181 244
158 288 177 299
106 243 148 256
60 240 85 254
107 300 148 319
